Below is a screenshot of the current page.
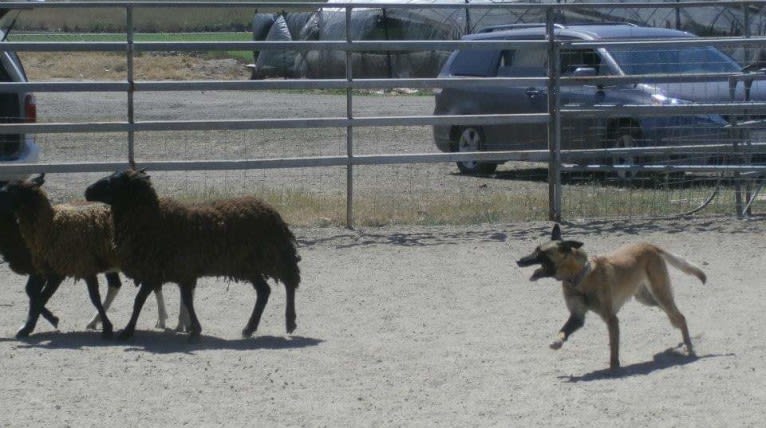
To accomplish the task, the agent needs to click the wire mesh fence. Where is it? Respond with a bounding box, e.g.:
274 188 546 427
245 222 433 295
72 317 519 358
1 1 765 227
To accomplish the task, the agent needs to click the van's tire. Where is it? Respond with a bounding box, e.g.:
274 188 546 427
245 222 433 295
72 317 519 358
453 126 498 175
609 127 642 180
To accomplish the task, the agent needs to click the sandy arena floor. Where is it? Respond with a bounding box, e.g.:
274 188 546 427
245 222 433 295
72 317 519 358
1 218 764 426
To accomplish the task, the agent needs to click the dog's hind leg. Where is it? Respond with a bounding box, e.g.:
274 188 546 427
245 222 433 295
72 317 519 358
655 295 694 356
607 314 620 370
646 263 694 356
664 304 693 355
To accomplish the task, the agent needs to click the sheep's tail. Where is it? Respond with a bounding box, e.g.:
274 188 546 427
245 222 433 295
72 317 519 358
281 223 301 289
658 248 707 284
279 223 301 334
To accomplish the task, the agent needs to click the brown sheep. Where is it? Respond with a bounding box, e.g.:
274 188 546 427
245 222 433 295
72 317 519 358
85 169 301 341
0 207 67 335
0 175 169 338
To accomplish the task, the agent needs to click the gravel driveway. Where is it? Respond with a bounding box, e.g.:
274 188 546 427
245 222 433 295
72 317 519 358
34 90 549 224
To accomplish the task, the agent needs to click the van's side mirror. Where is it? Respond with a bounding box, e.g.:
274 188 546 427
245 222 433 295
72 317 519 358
572 66 597 77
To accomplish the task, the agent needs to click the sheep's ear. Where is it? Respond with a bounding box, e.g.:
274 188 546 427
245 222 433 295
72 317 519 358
31 173 45 187
551 224 562 241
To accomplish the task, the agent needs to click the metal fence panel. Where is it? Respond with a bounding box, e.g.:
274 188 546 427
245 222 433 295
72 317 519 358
1 1 765 225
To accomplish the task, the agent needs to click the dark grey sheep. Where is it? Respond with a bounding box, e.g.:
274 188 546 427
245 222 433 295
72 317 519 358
85 169 301 341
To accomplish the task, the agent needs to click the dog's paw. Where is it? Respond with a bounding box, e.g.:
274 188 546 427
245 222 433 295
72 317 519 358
549 340 563 350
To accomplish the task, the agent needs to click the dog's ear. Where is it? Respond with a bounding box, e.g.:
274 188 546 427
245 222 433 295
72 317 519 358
551 224 562 241
560 240 584 251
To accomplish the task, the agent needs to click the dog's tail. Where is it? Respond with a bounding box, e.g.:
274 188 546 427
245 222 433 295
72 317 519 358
658 249 707 284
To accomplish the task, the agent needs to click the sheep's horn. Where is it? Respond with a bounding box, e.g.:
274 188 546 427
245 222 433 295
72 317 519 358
32 173 45 186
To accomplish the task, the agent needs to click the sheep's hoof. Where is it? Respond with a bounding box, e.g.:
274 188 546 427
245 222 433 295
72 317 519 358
101 328 114 340
116 329 134 341
86 321 99 330
187 333 201 344
48 316 60 329
242 327 255 338
155 319 166 330
286 320 297 334
16 324 33 338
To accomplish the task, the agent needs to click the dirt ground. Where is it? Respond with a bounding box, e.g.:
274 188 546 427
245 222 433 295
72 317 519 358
4 55 765 425
1 218 764 426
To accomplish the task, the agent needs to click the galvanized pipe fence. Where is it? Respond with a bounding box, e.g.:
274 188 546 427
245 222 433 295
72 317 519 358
0 1 765 226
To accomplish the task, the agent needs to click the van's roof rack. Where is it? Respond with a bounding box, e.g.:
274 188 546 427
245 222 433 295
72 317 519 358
476 23 561 33
476 21 636 34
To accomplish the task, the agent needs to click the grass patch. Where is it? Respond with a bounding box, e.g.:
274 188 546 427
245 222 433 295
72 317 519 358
16 7 257 33
166 178 754 227
11 32 255 63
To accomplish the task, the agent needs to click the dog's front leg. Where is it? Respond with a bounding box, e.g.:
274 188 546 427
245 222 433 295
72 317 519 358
553 294 587 350
551 313 585 350
607 315 620 370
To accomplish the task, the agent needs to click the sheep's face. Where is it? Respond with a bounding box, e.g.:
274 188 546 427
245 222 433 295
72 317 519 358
0 174 45 215
0 185 14 214
85 169 150 205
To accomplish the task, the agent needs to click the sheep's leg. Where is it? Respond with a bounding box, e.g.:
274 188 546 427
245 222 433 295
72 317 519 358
21 275 59 328
85 276 113 339
37 274 64 327
175 285 193 332
17 275 47 338
284 283 297 334
243 275 271 338
153 286 168 329
179 283 202 342
117 281 155 340
86 272 122 330
17 274 64 337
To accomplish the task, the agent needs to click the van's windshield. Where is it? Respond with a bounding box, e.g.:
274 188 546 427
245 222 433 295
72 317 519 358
608 45 740 75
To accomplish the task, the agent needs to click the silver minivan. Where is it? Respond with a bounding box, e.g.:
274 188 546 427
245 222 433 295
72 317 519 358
433 23 765 174
0 6 39 182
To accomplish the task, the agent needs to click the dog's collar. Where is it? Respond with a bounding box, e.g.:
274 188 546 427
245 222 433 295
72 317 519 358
564 261 591 289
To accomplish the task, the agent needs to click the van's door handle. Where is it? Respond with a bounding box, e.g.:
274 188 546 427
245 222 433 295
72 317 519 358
525 87 546 98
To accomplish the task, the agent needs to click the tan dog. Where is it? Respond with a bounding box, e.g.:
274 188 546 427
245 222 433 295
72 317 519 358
517 224 706 370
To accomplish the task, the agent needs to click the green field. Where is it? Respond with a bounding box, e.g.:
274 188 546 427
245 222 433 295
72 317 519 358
13 1 321 33
11 32 255 62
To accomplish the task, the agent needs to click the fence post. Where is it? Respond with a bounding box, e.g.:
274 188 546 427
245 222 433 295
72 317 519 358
742 3 752 217
345 6 354 229
126 5 135 166
546 8 562 222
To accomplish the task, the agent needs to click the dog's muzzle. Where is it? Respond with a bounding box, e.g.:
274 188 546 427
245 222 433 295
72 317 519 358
516 253 554 281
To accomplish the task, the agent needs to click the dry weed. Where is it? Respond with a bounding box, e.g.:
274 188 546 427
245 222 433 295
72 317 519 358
20 52 250 81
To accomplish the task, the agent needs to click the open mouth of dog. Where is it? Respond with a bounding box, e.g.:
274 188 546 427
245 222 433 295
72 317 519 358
516 253 554 281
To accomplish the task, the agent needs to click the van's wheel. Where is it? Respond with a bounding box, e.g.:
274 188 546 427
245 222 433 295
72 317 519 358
453 126 497 175
610 129 641 179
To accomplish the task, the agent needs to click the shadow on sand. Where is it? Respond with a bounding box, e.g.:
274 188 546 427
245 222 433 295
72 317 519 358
8 330 322 354
558 347 734 383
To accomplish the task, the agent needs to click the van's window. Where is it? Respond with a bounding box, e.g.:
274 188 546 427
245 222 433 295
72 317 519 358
449 49 500 76
496 47 547 77
608 45 740 74
560 49 604 75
